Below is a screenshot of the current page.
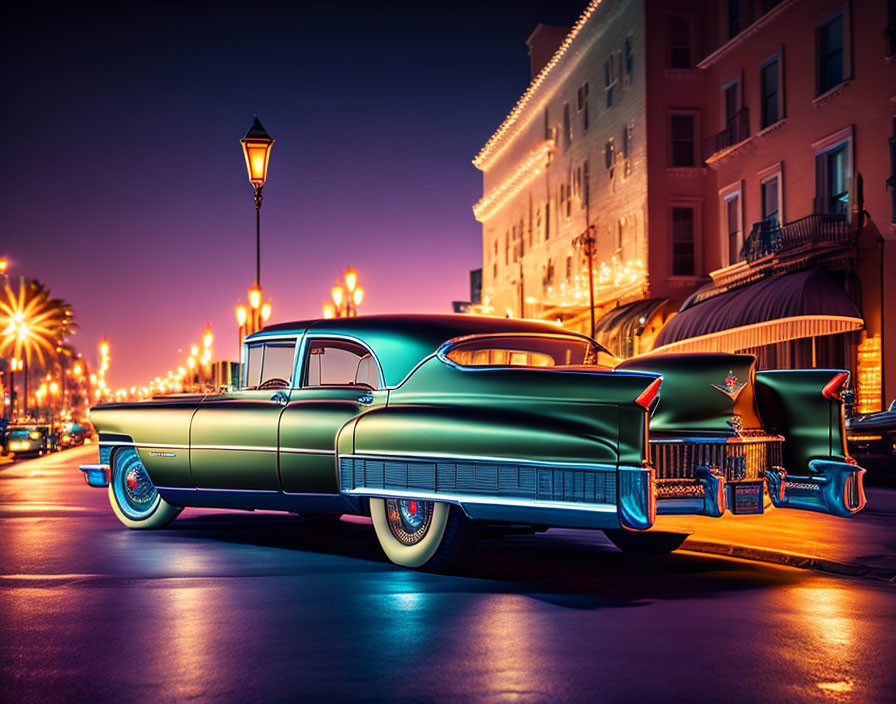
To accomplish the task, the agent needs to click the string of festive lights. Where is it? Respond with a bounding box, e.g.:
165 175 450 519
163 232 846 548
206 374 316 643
472 140 555 221
473 0 602 171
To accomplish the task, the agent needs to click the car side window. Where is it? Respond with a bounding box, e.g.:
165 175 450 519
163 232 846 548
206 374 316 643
242 340 297 389
303 339 380 389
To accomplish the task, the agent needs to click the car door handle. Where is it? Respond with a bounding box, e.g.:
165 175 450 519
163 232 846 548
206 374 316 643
358 394 375 405
271 391 289 405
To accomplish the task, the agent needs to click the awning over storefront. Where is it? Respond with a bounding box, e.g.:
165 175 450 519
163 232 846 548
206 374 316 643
651 269 864 354
593 298 669 358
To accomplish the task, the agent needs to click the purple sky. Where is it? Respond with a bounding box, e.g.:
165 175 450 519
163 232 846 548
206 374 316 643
2 0 585 390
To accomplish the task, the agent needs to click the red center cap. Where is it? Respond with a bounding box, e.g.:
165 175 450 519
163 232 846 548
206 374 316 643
408 501 417 514
126 470 138 489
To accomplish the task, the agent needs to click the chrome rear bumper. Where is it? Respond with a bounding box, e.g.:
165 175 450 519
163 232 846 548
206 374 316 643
79 464 110 487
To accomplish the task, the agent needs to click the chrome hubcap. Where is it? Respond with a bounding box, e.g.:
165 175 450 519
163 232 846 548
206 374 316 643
113 449 160 520
385 498 434 545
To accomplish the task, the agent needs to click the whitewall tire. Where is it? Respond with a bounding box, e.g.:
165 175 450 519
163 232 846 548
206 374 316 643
370 498 478 571
108 448 182 529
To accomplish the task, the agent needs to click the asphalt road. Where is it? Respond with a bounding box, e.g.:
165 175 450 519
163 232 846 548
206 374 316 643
2 446 895 703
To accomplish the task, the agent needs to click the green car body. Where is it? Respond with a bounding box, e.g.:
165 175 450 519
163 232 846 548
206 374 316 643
82 314 865 561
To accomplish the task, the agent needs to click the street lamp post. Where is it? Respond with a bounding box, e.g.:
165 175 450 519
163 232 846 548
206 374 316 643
573 225 597 339
240 117 274 288
238 116 274 349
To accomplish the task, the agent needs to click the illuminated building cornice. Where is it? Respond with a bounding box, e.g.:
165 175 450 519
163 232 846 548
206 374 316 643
473 0 601 171
472 139 555 222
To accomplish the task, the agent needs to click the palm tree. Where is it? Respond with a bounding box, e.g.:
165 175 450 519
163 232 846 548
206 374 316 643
0 278 76 417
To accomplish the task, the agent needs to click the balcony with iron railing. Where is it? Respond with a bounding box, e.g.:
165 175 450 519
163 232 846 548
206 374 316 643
703 108 750 161
740 212 851 263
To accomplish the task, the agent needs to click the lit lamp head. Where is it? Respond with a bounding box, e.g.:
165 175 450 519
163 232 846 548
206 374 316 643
236 305 248 327
203 324 213 349
240 116 274 189
249 286 262 310
352 287 364 307
322 303 336 319
344 266 358 293
0 258 7 274
331 285 344 308
261 303 271 322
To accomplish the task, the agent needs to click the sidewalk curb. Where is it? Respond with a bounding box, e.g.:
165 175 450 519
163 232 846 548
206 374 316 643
682 538 896 585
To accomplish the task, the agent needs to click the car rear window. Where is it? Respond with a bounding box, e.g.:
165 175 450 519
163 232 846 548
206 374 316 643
442 335 612 368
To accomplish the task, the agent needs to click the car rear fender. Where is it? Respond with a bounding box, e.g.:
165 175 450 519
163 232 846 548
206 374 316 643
754 369 850 471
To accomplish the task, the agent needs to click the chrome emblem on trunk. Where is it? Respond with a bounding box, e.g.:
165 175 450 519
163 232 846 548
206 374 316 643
712 369 747 401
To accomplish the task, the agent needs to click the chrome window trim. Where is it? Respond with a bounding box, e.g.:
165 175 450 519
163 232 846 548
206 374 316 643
434 331 610 373
341 487 617 513
295 333 386 391
239 334 302 391
342 450 618 472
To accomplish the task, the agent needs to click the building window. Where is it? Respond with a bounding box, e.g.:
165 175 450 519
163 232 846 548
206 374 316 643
624 34 634 88
723 76 742 127
604 54 617 108
667 14 693 68
545 200 551 240
577 82 589 131
721 187 742 266
562 103 572 149
728 0 742 38
816 142 849 214
761 175 780 224
669 112 697 167
672 206 696 275
760 54 781 128
605 138 616 179
817 8 848 95
583 160 590 210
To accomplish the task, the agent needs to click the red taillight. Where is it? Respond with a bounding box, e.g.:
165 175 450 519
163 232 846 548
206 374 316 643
635 377 662 410
822 372 849 401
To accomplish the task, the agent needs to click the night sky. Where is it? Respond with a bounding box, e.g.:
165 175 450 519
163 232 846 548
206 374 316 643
2 0 585 390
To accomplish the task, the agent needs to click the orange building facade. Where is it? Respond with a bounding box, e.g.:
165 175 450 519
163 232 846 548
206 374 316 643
474 0 896 411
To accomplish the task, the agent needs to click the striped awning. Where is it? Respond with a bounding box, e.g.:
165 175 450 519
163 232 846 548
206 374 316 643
650 270 864 354
593 298 669 358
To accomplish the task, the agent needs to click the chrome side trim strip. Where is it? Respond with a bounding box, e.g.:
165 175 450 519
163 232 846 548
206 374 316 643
342 451 617 472
156 486 282 494
99 441 335 455
342 487 616 513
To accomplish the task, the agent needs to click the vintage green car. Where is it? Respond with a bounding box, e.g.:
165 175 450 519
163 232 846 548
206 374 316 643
81 314 865 570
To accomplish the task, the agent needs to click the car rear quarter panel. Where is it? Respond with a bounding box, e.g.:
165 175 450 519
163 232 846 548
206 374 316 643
755 370 848 473
90 397 202 487
347 357 656 465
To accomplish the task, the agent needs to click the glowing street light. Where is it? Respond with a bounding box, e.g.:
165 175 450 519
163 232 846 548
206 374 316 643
240 116 274 290
325 267 365 317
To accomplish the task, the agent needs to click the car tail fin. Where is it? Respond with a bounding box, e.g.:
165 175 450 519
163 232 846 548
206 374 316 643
821 372 849 401
635 376 662 411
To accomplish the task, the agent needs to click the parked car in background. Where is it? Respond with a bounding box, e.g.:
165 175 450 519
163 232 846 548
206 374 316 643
847 398 896 481
81 315 866 571
61 422 92 448
6 425 55 458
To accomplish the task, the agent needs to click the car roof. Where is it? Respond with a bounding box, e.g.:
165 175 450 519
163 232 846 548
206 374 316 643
249 313 587 387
